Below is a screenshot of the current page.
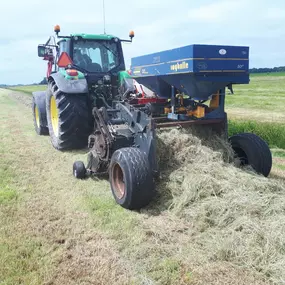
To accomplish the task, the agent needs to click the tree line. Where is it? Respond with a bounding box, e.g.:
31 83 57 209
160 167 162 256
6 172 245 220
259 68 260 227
249 66 285 73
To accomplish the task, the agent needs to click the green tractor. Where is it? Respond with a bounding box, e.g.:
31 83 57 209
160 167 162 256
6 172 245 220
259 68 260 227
32 25 134 150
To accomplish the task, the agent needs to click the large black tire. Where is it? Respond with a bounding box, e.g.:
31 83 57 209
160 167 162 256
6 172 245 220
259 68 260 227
32 93 49 135
46 81 92 150
229 133 272 177
109 147 155 210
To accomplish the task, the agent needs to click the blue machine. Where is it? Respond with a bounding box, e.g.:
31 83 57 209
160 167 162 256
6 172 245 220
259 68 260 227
129 44 250 121
130 44 249 99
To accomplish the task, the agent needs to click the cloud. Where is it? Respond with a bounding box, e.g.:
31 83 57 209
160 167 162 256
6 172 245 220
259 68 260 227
266 8 285 19
0 0 284 84
187 1 243 23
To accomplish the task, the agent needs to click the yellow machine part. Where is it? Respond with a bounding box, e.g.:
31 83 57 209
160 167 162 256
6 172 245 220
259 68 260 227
209 91 220 109
187 106 205 118
177 106 186 113
164 106 187 114
164 107 171 114
164 92 206 118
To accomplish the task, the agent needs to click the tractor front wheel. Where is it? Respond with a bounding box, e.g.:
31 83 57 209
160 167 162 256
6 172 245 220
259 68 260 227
32 94 49 135
109 147 155 210
73 161 87 179
46 81 92 150
229 132 272 177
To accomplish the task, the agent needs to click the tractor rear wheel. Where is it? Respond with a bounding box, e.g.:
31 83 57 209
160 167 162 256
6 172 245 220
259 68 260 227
46 81 92 150
229 132 272 177
109 147 155 210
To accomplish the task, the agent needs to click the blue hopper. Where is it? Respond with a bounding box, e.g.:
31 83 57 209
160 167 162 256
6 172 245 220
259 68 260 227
130 44 249 101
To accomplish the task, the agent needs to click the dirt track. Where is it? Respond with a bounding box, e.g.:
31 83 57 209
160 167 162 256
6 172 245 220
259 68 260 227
1 88 284 285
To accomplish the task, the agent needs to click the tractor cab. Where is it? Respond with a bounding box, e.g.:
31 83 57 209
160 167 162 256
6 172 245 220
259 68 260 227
37 25 134 80
56 34 126 77
72 36 121 73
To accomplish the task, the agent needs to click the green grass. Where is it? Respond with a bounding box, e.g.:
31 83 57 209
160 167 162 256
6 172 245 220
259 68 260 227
277 164 285 170
8 85 46 95
272 149 285 158
225 74 285 114
0 159 17 205
250 71 285 77
225 73 285 151
0 187 17 204
1 79 285 284
0 95 49 284
0 239 47 285
228 119 285 149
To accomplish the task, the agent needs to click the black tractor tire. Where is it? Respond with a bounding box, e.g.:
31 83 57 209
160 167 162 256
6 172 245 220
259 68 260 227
229 132 272 177
73 161 86 179
46 81 92 150
109 147 155 210
32 93 49 135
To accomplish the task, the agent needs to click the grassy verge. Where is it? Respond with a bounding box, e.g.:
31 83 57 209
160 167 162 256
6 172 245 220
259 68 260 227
0 166 17 205
0 93 50 284
272 149 285 158
228 119 285 149
0 173 48 285
8 85 46 95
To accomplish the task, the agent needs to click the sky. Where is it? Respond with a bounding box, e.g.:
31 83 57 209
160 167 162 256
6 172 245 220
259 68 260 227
0 0 285 85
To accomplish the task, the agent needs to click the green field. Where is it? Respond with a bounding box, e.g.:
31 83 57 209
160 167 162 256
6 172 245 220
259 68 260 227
8 85 46 95
1 89 285 285
250 71 285 77
225 74 285 122
1 72 285 285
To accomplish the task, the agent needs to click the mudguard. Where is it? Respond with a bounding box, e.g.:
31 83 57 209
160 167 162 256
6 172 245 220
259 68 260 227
32 91 48 128
49 72 88 94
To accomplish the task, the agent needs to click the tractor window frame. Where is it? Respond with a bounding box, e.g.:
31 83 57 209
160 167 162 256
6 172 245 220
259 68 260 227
71 38 125 73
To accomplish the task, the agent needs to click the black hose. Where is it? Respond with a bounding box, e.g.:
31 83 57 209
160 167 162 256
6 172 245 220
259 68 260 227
99 96 112 109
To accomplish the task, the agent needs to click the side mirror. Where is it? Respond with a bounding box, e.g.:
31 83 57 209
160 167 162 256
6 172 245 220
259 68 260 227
38 45 47 57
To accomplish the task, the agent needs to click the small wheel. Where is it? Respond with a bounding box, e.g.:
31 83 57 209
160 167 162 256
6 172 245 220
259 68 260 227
229 132 272 177
109 147 155 210
73 161 86 179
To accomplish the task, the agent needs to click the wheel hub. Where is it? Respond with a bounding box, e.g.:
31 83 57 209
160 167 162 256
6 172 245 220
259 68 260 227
35 106 40 128
50 95 59 137
112 163 125 199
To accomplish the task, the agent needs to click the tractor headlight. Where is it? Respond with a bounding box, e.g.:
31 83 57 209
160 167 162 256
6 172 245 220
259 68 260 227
103 75 111 84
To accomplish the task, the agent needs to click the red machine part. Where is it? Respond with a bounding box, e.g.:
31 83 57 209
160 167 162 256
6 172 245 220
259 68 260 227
131 79 168 104
135 97 168 104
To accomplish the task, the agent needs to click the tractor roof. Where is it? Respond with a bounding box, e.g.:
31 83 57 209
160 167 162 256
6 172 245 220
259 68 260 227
70 33 116 40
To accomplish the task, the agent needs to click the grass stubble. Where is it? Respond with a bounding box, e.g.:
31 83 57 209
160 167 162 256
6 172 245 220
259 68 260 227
1 89 285 285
